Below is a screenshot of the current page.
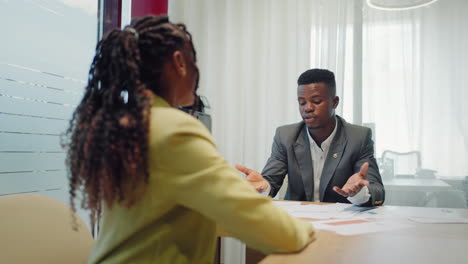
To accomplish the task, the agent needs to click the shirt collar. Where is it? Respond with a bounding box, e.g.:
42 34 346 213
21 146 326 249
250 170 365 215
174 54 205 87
306 117 338 151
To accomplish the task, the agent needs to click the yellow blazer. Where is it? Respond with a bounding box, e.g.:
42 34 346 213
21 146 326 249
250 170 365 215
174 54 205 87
87 96 315 264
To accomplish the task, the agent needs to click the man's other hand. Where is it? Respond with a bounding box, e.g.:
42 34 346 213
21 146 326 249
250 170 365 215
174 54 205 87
235 164 269 193
333 162 370 197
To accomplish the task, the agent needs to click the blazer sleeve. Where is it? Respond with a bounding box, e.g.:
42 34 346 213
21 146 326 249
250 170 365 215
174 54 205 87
261 127 289 197
155 119 315 254
356 128 385 206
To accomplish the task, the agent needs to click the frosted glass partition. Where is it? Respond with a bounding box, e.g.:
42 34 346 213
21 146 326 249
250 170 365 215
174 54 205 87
0 0 97 227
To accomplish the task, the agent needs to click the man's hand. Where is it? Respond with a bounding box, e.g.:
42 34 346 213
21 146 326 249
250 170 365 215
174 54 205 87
235 164 269 193
333 162 370 197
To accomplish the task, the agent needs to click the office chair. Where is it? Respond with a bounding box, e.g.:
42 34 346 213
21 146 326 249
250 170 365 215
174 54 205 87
179 95 212 132
0 193 93 264
381 150 435 178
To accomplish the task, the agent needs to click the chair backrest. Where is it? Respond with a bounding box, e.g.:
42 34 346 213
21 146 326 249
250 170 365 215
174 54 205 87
381 150 421 178
0 194 94 264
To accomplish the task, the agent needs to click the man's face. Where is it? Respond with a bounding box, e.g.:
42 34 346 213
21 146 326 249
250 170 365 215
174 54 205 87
298 82 338 130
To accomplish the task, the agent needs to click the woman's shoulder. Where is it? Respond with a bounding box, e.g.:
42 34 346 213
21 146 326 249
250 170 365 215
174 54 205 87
149 106 212 143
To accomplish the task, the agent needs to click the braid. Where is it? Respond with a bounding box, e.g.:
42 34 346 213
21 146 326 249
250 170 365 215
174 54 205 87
63 15 197 229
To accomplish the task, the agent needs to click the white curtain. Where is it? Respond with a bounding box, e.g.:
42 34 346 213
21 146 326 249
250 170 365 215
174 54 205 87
169 0 352 174
362 0 468 177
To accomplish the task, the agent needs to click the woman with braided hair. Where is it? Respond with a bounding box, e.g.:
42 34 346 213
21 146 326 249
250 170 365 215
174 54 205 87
64 15 315 263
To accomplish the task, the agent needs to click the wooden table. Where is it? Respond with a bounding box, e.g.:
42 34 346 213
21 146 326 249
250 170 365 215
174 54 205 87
257 205 468 264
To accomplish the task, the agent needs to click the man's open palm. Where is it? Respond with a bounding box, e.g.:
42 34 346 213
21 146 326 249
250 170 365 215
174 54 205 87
333 162 370 197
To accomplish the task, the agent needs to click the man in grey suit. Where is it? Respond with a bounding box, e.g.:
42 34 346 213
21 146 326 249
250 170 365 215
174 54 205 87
237 69 384 206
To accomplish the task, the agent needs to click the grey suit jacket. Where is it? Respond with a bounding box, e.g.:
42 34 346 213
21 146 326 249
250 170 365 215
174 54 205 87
262 116 385 206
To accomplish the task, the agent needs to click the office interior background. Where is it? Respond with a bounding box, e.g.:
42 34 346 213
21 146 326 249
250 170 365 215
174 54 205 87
0 0 467 261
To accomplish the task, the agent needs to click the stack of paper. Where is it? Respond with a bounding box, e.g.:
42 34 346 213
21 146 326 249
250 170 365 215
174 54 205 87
272 201 376 219
311 218 410 236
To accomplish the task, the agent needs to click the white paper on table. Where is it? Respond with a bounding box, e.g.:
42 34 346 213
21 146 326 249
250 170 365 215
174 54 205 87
272 202 378 219
274 202 367 219
287 204 346 219
409 208 462 218
272 201 302 208
333 204 379 219
311 218 410 236
408 217 468 224
392 207 468 223
272 201 303 215
357 206 393 219
294 203 379 219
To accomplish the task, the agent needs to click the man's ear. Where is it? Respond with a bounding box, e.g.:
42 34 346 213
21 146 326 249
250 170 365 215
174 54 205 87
171 50 187 76
333 96 339 109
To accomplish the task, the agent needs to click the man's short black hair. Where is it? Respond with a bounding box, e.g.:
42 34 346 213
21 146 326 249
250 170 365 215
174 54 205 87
297 68 336 97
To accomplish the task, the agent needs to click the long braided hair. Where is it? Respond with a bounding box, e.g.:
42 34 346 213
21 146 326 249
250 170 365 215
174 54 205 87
63 15 198 229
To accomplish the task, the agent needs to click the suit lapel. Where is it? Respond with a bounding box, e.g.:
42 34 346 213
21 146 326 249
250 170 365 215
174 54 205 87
293 126 314 201
319 117 348 201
